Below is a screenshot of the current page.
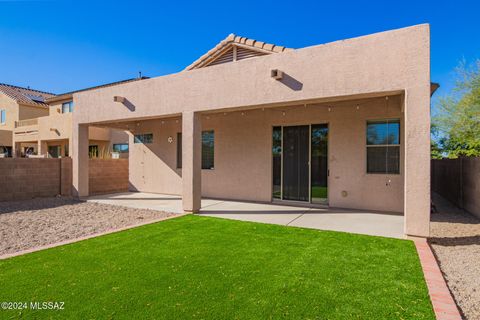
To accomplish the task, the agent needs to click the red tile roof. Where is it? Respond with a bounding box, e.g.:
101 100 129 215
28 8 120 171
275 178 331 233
185 34 293 70
0 83 55 108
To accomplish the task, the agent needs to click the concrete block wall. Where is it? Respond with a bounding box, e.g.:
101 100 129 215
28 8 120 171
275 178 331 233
0 158 68 201
89 159 129 195
432 157 480 218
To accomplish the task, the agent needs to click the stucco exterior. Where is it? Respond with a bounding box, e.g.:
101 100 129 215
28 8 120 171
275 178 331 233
12 98 128 158
71 24 432 237
0 93 49 151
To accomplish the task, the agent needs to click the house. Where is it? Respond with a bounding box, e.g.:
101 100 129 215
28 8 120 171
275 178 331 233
12 78 149 158
71 24 435 238
0 84 54 157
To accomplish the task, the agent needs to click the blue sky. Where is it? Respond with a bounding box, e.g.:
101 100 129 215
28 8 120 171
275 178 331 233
0 0 478 108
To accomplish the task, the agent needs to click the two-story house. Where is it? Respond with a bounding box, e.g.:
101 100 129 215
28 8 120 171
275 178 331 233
12 78 148 158
0 84 54 157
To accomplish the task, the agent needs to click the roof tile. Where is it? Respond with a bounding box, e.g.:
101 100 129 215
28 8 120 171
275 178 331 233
0 84 55 107
185 34 293 70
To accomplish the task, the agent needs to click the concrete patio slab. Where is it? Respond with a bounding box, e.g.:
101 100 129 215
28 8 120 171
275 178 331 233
86 192 404 239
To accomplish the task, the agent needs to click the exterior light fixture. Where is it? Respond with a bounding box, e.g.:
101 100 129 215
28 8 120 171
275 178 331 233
167 136 173 143
113 96 126 103
328 107 332 112
356 104 360 110
282 111 286 116
271 69 283 80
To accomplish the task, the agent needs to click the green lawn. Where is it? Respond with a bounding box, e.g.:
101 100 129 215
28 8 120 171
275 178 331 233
0 215 433 319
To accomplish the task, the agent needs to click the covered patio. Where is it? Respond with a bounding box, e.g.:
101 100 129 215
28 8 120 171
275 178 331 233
85 192 404 239
72 25 431 238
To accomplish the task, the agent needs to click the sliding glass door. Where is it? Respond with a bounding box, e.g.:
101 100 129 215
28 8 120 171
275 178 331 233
282 125 310 201
272 124 328 203
311 124 328 203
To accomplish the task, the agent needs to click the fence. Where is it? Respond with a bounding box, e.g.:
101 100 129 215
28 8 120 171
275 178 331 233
0 158 129 201
89 159 129 195
0 158 72 201
431 157 480 218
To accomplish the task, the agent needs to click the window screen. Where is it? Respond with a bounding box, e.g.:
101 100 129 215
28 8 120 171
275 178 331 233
366 120 400 174
177 133 182 169
272 127 282 199
202 131 214 169
176 131 214 169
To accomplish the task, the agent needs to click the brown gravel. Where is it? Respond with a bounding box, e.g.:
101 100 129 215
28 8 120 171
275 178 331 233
0 197 176 256
429 193 480 320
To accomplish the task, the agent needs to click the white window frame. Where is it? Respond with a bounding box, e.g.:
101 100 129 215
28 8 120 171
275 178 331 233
366 119 401 175
0 109 6 124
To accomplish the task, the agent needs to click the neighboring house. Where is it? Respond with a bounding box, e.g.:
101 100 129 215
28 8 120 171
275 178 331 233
71 24 435 237
13 78 148 158
0 84 54 157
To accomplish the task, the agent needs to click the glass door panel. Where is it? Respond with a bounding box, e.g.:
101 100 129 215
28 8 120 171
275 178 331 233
311 124 328 203
282 125 309 201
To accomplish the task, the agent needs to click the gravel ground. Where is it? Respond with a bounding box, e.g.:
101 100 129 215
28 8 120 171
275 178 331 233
430 193 480 320
0 197 176 256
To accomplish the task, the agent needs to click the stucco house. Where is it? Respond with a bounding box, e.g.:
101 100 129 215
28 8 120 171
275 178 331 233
12 78 148 158
0 84 54 157
71 24 436 238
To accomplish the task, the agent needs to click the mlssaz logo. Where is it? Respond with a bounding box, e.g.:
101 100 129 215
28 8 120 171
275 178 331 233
30 302 65 310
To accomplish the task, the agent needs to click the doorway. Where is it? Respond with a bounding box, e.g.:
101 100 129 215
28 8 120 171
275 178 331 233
272 124 328 203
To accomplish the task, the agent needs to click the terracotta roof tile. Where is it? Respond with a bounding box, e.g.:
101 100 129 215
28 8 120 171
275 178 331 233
0 83 55 108
185 34 293 70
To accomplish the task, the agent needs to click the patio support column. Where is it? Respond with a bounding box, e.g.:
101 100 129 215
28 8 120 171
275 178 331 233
12 142 20 158
37 140 47 157
182 111 202 213
72 124 89 198
404 86 431 237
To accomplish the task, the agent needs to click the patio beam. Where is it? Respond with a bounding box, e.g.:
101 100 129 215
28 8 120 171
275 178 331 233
182 111 202 213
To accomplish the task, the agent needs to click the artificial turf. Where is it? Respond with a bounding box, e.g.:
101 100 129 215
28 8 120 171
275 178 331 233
0 215 434 319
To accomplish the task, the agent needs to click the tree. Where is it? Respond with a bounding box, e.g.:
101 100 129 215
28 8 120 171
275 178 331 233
432 59 480 158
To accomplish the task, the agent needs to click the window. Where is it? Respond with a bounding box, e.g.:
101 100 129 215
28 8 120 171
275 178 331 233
272 127 282 199
62 101 74 113
48 145 61 158
202 131 214 169
89 145 99 158
65 144 69 157
113 143 129 153
366 120 400 174
0 109 5 124
134 133 153 144
177 133 182 169
176 131 214 169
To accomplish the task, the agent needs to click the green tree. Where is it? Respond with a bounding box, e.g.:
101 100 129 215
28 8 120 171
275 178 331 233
432 59 480 158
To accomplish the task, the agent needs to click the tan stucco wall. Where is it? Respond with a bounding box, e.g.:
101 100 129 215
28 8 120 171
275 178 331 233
128 96 404 212
72 24 431 236
0 94 19 147
18 104 49 121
